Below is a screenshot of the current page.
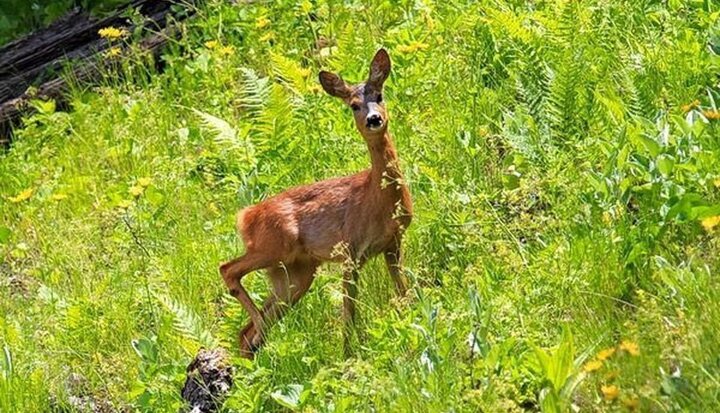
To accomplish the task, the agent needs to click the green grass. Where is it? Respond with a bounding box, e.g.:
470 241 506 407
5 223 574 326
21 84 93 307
2 0 720 411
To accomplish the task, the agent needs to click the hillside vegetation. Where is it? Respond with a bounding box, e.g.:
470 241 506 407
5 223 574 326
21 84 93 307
2 0 720 411
0 0 128 45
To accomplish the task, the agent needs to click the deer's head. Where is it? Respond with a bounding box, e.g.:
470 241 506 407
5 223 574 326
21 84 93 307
319 49 391 140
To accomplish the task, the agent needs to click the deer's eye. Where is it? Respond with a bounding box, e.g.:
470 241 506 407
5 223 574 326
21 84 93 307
351 103 360 111
377 94 383 103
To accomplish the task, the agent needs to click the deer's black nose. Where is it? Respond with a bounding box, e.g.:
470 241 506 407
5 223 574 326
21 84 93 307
366 114 382 128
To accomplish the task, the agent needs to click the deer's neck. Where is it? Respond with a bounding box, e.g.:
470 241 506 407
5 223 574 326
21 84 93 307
367 131 404 192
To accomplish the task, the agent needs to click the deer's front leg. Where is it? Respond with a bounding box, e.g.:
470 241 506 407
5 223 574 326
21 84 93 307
384 237 408 296
342 265 360 358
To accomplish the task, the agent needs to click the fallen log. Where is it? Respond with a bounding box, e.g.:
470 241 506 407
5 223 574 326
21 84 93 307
0 0 195 146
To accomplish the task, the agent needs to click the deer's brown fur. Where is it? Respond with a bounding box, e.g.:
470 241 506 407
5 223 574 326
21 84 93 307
219 49 411 358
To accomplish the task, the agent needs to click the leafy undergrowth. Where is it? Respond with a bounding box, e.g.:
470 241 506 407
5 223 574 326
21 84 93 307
2 0 720 412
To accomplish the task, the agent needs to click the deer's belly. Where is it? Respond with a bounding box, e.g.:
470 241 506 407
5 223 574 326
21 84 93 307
296 212 347 261
298 218 396 262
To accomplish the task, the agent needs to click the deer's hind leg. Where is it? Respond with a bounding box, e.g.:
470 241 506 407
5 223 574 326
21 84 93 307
342 250 371 358
220 252 275 346
239 259 319 358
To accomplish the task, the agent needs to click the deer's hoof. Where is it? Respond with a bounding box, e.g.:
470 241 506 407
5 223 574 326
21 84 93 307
239 347 255 360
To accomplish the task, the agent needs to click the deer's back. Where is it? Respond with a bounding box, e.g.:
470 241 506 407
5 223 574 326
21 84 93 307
236 171 371 261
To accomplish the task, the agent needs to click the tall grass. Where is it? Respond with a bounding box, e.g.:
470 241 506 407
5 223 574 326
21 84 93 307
1 0 720 411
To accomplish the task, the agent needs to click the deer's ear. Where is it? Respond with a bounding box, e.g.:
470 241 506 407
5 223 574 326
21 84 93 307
367 48 391 90
319 71 351 98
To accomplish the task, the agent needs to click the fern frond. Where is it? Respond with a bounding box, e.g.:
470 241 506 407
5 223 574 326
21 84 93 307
192 108 257 168
192 108 237 148
217 294 247 348
155 292 217 350
513 41 550 120
546 50 586 142
485 7 534 43
238 67 270 112
256 83 295 139
270 52 309 96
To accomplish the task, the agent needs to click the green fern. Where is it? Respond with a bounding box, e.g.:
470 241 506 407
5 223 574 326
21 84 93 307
256 83 295 140
238 67 271 112
154 292 217 349
513 41 551 121
192 108 237 148
192 108 257 169
217 294 248 348
270 52 309 96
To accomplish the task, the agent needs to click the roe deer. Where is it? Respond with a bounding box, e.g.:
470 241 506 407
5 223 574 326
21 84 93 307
219 49 412 359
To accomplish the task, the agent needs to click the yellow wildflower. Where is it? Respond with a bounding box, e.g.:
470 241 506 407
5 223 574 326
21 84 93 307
701 216 720 232
602 211 612 224
260 31 275 42
583 360 603 372
255 16 271 29
619 340 640 356
51 193 68 201
117 199 133 209
597 347 616 361
219 45 235 56
714 178 720 188
299 0 312 13
623 397 640 411
104 47 121 58
680 99 700 113
98 26 126 40
601 384 620 401
703 110 720 120
423 12 436 31
298 67 312 78
397 41 430 54
9 188 33 203
604 370 619 381
129 185 144 197
137 177 152 187
204 40 219 49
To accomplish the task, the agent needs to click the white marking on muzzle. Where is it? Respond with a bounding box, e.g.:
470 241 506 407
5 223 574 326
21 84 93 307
366 102 383 128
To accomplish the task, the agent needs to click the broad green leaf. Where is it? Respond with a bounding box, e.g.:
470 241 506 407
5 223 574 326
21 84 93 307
637 135 661 157
0 226 11 244
271 384 304 410
2 344 12 378
502 172 520 190
131 337 158 363
31 99 56 115
692 204 720 219
145 187 165 206
667 193 705 221
539 388 562 413
656 154 675 177
552 326 574 390
626 242 648 265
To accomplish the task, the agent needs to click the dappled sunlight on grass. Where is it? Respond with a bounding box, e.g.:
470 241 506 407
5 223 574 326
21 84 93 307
2 0 720 411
